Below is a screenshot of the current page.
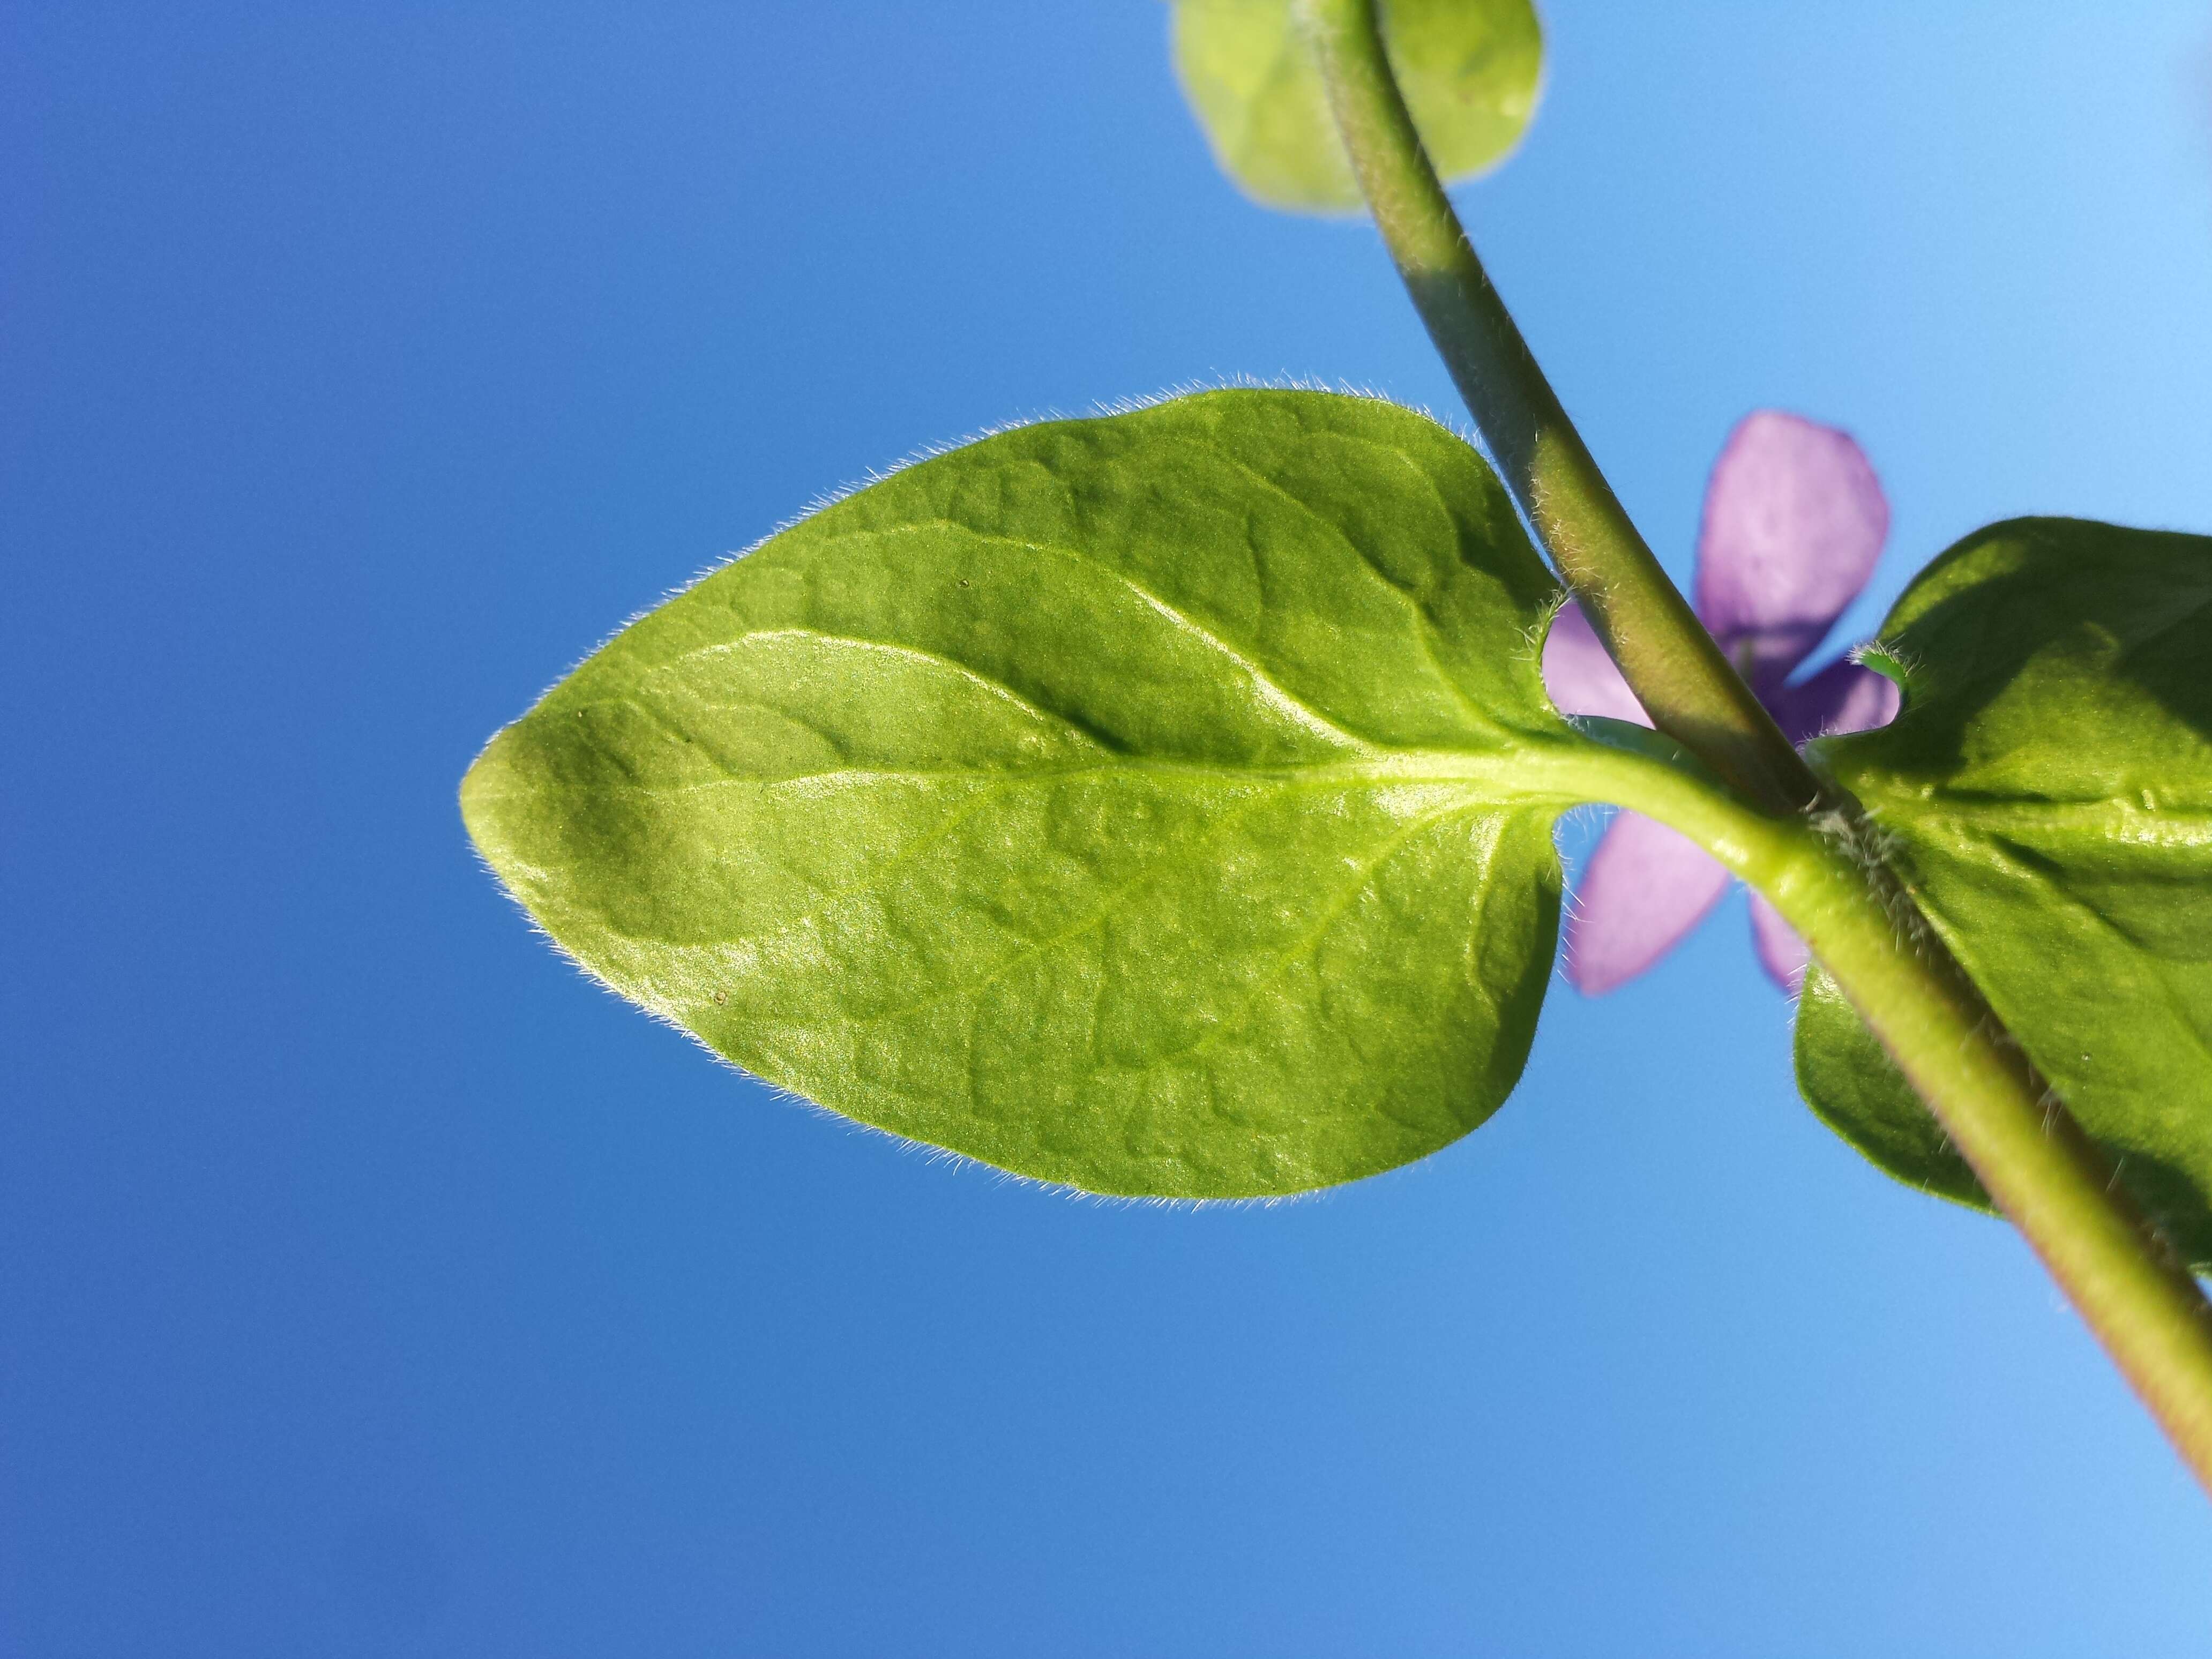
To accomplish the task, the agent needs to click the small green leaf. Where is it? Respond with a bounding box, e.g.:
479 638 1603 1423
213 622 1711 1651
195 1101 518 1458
1171 0 1543 212
1795 518 2212 1263
464 389 1585 1197
1795 965 1990 1215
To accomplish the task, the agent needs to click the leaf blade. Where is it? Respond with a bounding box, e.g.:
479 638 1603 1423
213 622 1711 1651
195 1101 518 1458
1172 0 1543 212
465 389 1579 1196
1795 518 2212 1261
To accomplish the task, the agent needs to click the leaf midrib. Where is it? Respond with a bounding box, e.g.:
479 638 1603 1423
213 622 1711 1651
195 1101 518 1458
530 738 1576 803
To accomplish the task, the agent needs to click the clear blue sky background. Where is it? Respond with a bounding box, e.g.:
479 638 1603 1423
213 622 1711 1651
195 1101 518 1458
8 2 2212 1653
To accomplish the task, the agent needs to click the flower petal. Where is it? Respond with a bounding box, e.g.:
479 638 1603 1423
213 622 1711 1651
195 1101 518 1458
1541 599 1650 726
1693 410 1889 690
1565 810 1731 993
1747 893 1811 994
1767 655 1902 746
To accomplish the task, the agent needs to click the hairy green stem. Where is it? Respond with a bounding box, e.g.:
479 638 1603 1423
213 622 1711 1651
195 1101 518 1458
1294 0 1815 817
1291 0 2212 1494
1559 725 2212 1491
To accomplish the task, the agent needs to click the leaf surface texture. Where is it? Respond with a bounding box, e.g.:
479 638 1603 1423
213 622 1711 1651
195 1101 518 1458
465 390 1580 1196
1796 518 2212 1262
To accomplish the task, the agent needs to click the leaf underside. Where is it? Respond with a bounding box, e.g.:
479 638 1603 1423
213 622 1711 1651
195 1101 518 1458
1796 518 2212 1265
464 389 1581 1197
1172 0 1543 212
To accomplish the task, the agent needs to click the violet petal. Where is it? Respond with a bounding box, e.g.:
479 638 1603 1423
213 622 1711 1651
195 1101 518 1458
1767 656 1902 746
1693 410 1889 689
1747 893 1812 994
1565 810 1731 994
1541 599 1650 727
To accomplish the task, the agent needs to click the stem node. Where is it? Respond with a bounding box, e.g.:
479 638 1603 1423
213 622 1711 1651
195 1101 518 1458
1297 0 2212 1496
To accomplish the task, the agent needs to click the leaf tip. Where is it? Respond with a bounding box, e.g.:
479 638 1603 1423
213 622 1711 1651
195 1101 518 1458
459 722 533 882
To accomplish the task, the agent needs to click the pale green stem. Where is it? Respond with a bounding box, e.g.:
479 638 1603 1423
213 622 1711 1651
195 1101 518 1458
1291 0 2212 1494
1293 0 1817 818
1546 727 2212 1492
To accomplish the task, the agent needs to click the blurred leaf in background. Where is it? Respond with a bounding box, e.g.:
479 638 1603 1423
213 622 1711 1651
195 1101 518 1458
1171 0 1543 211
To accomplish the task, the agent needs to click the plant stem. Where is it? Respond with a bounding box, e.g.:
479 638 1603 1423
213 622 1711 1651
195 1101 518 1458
1295 0 1816 817
1563 726 2212 1493
1290 0 2212 1493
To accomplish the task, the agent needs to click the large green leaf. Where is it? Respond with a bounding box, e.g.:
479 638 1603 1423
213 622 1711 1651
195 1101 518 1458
463 389 1586 1197
1795 518 2212 1264
1172 0 1542 212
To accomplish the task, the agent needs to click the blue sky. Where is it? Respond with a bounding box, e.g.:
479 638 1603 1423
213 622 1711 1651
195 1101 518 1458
8 2 2212 1653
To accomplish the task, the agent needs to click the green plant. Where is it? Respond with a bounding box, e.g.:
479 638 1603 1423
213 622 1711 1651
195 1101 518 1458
462 0 2212 1492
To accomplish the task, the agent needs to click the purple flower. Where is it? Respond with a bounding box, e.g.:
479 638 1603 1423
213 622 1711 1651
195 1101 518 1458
1542 410 1902 995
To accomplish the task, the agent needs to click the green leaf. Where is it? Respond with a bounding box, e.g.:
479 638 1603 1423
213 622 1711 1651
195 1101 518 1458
1795 965 1990 1215
1171 0 1543 212
463 388 1585 1197
1795 518 2212 1263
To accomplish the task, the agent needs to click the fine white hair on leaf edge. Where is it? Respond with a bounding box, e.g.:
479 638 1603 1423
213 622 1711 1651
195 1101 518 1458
484 377 1489 735
466 827 1349 1212
463 375 1508 1208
